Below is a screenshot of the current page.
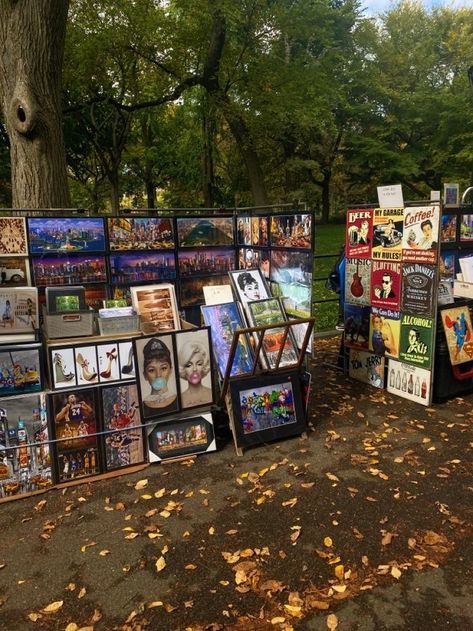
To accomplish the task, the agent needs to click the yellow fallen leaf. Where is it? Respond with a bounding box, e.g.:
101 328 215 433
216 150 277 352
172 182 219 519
134 479 148 490
99 550 110 556
80 542 97 552
148 533 161 539
147 601 163 609
424 531 443 545
28 613 42 622
256 496 266 505
391 566 402 579
332 585 347 593
125 532 140 540
78 587 86 598
271 617 286 624
154 488 166 498
328 556 341 565
65 624 78 631
334 564 344 580
66 583 76 591
226 529 238 535
122 527 135 532
170 488 179 495
41 600 64 613
182 531 190 538
185 564 197 570
259 467 269 477
307 599 329 610
324 537 333 547
282 498 298 508
156 556 166 572
160 510 171 518
77 497 87 503
327 613 338 630
209 527 215 535
326 473 340 482
284 604 302 617
141 494 153 500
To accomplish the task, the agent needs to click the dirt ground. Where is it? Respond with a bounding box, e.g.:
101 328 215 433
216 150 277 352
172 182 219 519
0 336 472 631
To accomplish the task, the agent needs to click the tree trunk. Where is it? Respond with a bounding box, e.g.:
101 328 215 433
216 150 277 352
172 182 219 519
109 170 120 216
321 169 331 224
0 0 70 209
202 93 216 207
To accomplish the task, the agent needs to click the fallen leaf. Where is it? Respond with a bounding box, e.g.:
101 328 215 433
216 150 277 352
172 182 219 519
284 604 302 617
28 613 42 622
382 532 393 546
41 600 64 614
78 587 86 599
141 494 153 500
134 479 148 490
334 565 344 580
424 531 444 546
147 601 163 609
226 529 238 535
156 556 166 572
209 527 215 535
324 537 333 547
185 564 197 570
99 550 110 556
332 584 347 593
124 533 140 540
65 624 78 631
391 567 402 579
327 613 338 629
282 498 298 508
326 473 340 482
154 488 166 498
271 617 286 624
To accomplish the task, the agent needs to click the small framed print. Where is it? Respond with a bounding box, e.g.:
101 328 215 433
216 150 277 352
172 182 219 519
175 327 215 411
101 382 145 471
201 302 254 379
28 217 106 253
96 342 120 383
45 286 87 314
0 217 28 256
460 214 473 241
247 297 298 370
74 345 99 386
147 413 216 462
180 274 230 307
0 287 38 334
130 283 180 332
229 370 306 449
238 248 270 279
32 254 107 286
443 183 459 207
50 388 100 482
236 216 252 246
0 342 43 397
0 257 31 287
107 216 174 251
50 347 77 389
177 216 234 247
118 340 135 380
440 303 473 365
441 214 457 243
134 334 179 420
270 214 312 249
228 268 270 307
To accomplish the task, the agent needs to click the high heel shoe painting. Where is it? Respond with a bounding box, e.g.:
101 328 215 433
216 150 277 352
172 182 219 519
53 352 76 386
76 350 98 383
120 344 135 377
98 346 118 381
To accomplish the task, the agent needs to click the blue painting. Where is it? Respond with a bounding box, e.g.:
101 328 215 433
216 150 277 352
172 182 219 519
28 218 106 253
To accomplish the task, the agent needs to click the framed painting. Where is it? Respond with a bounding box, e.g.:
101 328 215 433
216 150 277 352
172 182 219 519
0 342 43 397
130 283 180 332
178 248 235 277
134 334 180 420
228 268 270 307
45 286 86 314
148 413 216 462
440 304 473 366
201 302 254 379
270 214 312 249
31 254 107 286
177 216 234 247
101 382 145 470
107 217 174 250
0 287 38 334
229 370 306 449
50 388 100 483
247 297 298 370
0 217 28 256
109 251 176 284
28 217 106 253
175 327 215 411
0 257 31 287
440 214 457 243
443 183 459 207
0 393 52 498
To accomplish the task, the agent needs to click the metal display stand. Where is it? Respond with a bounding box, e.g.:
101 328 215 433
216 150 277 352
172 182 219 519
219 317 315 456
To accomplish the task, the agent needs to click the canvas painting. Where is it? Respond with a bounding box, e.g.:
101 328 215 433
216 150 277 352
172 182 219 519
175 328 215 410
107 217 174 250
0 344 42 397
148 413 216 462
443 183 459 207
270 214 312 249
372 207 403 261
134 334 179 420
178 248 235 276
387 359 431 406
440 305 473 366
0 217 28 256
441 214 457 243
459 214 473 241
0 393 51 498
28 217 105 253
110 252 176 284
177 216 234 247
0 288 38 334
32 254 107 286
201 302 254 379
180 274 231 307
101 383 145 470
345 208 373 259
439 252 456 280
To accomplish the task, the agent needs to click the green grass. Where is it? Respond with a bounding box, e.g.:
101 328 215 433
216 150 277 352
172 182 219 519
313 223 345 332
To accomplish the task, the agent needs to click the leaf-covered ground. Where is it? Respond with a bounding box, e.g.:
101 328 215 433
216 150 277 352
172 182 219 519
0 336 472 631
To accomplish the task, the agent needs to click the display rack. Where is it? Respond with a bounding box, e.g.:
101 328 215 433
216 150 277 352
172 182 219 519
220 317 314 456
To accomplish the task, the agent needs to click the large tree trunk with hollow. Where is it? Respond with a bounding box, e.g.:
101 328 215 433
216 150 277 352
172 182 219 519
0 0 70 209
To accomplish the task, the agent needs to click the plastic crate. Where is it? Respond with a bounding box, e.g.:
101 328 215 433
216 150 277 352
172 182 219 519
97 314 141 335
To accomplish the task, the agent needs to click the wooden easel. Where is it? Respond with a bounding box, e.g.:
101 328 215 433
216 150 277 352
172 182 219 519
219 317 315 455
